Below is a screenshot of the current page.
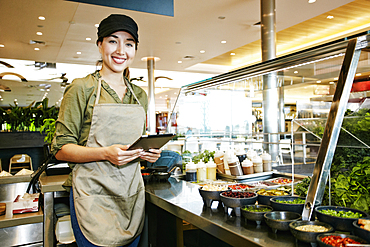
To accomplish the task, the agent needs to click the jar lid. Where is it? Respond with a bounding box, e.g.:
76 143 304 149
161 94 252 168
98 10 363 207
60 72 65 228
247 149 257 158
252 156 262 163
186 162 197 170
261 151 271 160
197 161 206 168
214 151 224 157
227 155 239 163
206 161 217 168
242 159 253 167
235 149 246 156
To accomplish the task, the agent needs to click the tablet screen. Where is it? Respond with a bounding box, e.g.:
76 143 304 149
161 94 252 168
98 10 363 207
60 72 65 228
128 133 175 151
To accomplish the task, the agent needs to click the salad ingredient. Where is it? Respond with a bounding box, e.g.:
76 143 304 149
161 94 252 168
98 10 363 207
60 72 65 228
222 191 256 198
201 184 229 191
295 225 329 232
242 206 272 212
320 235 361 247
319 209 363 218
358 219 370 231
275 198 305 204
257 189 289 196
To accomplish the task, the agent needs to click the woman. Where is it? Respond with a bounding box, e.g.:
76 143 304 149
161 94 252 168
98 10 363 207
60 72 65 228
51 14 161 246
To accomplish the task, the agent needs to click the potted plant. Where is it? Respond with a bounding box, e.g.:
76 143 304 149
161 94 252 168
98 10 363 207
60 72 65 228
40 118 56 159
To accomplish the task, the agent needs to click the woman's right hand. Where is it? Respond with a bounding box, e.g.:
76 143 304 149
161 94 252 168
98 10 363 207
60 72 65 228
104 144 143 166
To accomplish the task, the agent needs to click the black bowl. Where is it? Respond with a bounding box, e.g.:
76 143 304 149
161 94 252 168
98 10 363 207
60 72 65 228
220 191 258 217
198 187 231 208
289 220 334 243
270 196 306 214
148 166 168 173
353 219 370 242
315 206 369 232
316 233 367 247
257 189 290 206
264 211 301 233
241 205 273 225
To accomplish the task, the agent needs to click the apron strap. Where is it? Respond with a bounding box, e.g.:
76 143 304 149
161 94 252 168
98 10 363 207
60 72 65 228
95 76 142 106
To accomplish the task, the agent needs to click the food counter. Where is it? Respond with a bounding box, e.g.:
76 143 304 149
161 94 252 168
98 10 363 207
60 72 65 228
145 173 313 247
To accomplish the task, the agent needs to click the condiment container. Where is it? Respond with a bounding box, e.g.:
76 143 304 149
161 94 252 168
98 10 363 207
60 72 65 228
236 149 247 164
242 159 254 175
214 151 225 174
252 156 263 173
247 149 257 160
223 150 233 175
227 155 243 176
197 161 207 182
186 161 197 182
261 151 272 172
206 160 217 180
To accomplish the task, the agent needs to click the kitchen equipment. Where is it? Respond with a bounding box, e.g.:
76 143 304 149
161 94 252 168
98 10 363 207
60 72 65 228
241 205 273 225
289 220 334 243
264 211 301 233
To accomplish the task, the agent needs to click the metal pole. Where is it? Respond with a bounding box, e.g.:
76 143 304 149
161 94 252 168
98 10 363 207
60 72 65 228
147 58 156 134
261 0 279 161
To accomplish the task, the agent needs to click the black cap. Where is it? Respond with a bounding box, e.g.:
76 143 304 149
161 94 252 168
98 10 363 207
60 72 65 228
97 14 139 44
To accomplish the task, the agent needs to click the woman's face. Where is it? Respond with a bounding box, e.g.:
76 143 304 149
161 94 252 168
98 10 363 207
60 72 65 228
98 31 136 74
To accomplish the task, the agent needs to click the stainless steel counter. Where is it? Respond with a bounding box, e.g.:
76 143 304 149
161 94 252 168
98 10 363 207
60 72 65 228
145 177 311 247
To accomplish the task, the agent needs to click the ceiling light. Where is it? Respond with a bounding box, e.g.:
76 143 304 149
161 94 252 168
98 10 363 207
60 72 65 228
334 77 338 80
230 53 236 56
356 73 361 76
178 61 182 64
308 0 316 3
316 81 321 83
86 37 91 41
95 24 99 28
38 16 45 21
34 47 39 51
0 44 4 48
14 99 17 101
200 50 205 54
221 40 227 44
327 15 334 19
36 32 43 36
294 71 298 74
76 51 81 55
329 81 334 84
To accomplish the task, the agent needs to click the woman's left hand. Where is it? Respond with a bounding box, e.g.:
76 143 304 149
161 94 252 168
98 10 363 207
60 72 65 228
140 149 161 163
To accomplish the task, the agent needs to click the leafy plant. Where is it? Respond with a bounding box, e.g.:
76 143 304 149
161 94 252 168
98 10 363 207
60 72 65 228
40 118 56 144
192 150 215 164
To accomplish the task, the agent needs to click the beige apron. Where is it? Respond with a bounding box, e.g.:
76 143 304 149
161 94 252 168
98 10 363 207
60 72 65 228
72 78 146 246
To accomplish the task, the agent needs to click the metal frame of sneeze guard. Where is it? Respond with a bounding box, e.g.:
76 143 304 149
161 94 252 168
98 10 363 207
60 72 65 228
302 35 369 220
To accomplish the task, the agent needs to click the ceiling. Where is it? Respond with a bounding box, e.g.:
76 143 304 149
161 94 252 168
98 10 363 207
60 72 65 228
1 0 370 109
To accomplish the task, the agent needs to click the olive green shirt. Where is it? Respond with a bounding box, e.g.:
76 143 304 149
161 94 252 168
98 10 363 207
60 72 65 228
51 71 148 189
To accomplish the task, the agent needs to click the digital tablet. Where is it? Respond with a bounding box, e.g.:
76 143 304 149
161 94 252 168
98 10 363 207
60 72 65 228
128 133 175 151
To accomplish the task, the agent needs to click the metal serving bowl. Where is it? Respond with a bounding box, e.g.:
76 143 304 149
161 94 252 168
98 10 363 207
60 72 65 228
257 190 290 206
316 233 368 247
264 211 301 233
241 205 273 225
198 187 231 208
153 172 171 181
289 220 334 243
270 196 306 214
352 219 370 242
220 191 258 217
315 206 369 232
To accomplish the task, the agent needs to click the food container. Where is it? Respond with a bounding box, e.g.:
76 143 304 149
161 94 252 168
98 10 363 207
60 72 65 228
353 219 370 242
206 161 217 180
214 151 225 174
316 233 367 247
197 161 207 182
315 205 370 232
227 155 243 176
252 156 263 173
264 211 301 233
289 220 334 243
257 188 290 206
241 205 273 225
185 162 197 182
220 191 258 217
261 151 272 172
241 159 254 175
246 149 257 160
198 185 231 207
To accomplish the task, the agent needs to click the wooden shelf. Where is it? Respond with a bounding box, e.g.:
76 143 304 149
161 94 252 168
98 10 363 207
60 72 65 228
0 209 43 228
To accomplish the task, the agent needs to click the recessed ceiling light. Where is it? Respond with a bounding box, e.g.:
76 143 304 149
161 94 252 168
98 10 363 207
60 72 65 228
230 53 235 56
38 16 45 21
0 44 4 48
329 81 334 84
334 77 338 80
14 99 17 101
86 37 91 41
200 50 205 54
36 32 43 36
327 15 334 19
95 24 99 28
316 81 321 83
178 61 182 64
294 71 298 74
356 73 361 76
76 51 81 55
308 0 316 3
221 40 227 44
34 47 39 51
